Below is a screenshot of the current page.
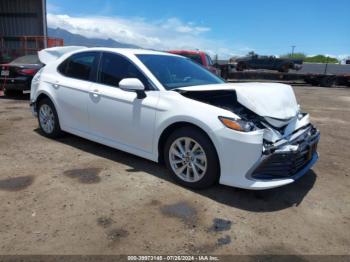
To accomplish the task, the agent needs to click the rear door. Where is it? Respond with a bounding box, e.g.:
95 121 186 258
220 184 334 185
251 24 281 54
54 51 99 133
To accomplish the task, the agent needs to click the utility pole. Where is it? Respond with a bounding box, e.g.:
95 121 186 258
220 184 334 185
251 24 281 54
42 0 48 48
291 45 296 58
324 56 329 75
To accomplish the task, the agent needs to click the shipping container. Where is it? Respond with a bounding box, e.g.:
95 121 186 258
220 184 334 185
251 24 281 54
0 0 61 63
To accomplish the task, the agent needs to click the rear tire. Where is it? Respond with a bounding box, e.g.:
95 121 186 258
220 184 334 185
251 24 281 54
37 98 63 138
164 127 220 189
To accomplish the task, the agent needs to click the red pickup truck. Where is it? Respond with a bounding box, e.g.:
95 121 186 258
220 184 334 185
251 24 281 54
168 50 220 76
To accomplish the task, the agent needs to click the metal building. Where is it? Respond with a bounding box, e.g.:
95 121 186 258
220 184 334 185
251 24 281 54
0 0 47 37
0 0 63 63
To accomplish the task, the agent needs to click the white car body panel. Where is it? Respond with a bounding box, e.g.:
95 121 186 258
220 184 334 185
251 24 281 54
31 47 320 190
54 77 92 133
177 82 299 119
88 82 159 154
38 46 87 65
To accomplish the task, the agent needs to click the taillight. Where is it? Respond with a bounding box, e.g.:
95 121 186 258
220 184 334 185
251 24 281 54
17 68 38 76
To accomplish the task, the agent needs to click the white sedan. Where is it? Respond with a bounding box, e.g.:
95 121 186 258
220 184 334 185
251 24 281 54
30 47 320 190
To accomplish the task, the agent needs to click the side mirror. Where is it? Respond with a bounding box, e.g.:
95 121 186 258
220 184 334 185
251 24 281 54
119 78 146 99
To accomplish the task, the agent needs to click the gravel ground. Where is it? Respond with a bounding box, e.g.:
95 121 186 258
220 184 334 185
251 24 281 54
0 85 349 255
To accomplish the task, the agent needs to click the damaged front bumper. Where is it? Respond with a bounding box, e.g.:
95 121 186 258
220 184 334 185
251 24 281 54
248 124 320 181
216 123 320 190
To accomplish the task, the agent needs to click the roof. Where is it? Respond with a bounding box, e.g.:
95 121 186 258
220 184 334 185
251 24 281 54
85 47 177 56
38 46 180 64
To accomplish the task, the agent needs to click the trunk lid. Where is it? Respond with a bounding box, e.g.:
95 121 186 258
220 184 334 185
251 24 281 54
1 64 41 78
176 82 299 119
1 64 22 78
38 46 87 64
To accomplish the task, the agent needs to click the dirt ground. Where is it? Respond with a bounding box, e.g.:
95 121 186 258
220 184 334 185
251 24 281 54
0 85 349 255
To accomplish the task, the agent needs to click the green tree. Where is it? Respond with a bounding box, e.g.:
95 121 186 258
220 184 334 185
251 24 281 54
280 53 339 63
280 53 306 59
304 55 339 64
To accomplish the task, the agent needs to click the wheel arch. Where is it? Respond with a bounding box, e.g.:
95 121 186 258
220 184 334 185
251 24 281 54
34 90 60 111
34 91 62 127
36 92 51 105
157 121 221 174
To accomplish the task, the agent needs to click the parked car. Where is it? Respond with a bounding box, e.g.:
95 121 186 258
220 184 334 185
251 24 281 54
235 54 303 73
346 59 350 65
30 47 320 190
0 54 43 96
168 50 220 76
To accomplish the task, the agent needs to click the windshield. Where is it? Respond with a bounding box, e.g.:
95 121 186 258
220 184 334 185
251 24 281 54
137 54 224 90
10 55 41 65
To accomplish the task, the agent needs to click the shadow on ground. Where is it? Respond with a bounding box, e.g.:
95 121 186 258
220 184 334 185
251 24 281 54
36 129 317 213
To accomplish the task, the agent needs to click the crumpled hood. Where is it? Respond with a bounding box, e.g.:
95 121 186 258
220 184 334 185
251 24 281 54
176 82 299 119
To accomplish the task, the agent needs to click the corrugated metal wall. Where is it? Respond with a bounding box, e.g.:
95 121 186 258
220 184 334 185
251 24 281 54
0 0 46 36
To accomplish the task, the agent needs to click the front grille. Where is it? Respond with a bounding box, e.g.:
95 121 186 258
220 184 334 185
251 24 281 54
252 142 318 180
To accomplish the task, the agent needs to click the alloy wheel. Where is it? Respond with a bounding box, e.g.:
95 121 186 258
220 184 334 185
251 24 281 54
169 137 207 183
39 104 55 134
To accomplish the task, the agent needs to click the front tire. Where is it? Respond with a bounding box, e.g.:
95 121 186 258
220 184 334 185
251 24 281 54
37 98 63 138
164 127 220 189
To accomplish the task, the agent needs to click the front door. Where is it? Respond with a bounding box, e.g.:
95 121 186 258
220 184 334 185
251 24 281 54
88 52 159 155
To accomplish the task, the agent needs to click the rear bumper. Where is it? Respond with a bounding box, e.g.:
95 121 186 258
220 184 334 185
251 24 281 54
0 77 30 91
30 100 37 117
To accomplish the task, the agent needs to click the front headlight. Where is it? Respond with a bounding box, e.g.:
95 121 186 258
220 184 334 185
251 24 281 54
218 116 256 132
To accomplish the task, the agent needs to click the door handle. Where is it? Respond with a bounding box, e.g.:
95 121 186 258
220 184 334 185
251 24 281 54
52 82 60 89
90 89 100 98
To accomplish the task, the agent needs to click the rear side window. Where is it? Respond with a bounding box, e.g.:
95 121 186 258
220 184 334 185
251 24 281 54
10 55 41 65
58 52 98 81
97 52 148 88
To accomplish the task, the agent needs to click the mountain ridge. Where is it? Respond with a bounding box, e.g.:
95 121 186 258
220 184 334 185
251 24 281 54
48 27 141 49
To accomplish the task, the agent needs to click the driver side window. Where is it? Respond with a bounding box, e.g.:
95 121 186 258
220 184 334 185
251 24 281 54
97 52 148 89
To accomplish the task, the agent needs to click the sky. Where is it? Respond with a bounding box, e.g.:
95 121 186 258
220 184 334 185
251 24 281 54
47 0 350 60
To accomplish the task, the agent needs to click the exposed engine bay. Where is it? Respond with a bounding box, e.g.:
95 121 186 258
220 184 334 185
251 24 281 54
177 89 313 144
178 90 267 129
